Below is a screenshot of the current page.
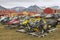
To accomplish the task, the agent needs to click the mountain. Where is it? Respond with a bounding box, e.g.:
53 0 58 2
0 6 7 10
11 7 26 12
51 6 60 9
11 5 44 13
24 5 43 13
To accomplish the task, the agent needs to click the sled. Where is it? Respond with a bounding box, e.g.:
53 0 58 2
48 28 57 33
16 29 26 33
28 32 48 37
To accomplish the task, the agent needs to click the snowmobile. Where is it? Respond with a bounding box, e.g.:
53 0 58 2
45 17 58 33
5 16 20 29
16 16 30 32
0 16 10 25
55 14 60 24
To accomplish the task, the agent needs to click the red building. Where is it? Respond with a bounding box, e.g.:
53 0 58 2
55 9 60 13
44 7 55 14
0 10 17 17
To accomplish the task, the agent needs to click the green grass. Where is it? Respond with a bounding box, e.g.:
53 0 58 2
0 24 60 40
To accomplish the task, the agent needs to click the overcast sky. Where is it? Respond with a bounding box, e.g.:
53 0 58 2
0 0 60 8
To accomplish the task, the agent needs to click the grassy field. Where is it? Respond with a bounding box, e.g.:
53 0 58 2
0 24 60 40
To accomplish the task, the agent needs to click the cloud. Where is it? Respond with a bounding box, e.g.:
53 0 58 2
0 0 60 8
0 0 37 8
0 0 38 3
11 0 37 2
0 2 36 8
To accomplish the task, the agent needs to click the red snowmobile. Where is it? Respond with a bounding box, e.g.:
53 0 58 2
5 16 20 29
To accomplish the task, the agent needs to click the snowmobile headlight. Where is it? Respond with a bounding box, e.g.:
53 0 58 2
20 20 24 25
20 23 23 25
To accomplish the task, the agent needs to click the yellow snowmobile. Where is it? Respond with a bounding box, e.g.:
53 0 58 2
16 16 30 32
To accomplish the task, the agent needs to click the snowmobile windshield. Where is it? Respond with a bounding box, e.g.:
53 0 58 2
46 18 57 24
13 17 18 19
0 16 8 21
10 16 19 21
19 17 26 24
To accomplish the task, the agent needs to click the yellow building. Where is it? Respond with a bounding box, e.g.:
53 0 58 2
10 13 18 17
22 11 29 16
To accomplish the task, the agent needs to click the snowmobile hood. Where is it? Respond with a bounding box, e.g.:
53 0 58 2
8 18 19 25
0 17 7 22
